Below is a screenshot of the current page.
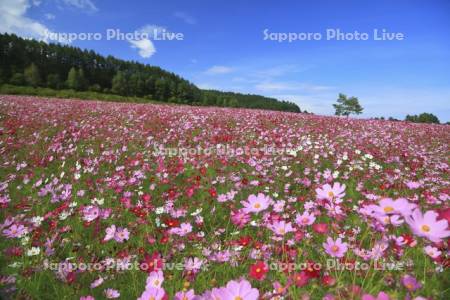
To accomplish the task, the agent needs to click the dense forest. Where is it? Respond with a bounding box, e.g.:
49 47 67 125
0 33 300 112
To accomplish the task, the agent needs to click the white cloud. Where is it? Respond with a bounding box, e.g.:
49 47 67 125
0 0 68 42
62 0 97 13
126 25 170 59
129 39 156 58
205 65 234 75
255 81 333 92
45 13 55 20
138 24 167 38
174 11 196 24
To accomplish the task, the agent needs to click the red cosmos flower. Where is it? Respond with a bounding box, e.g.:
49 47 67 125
208 188 217 198
292 271 310 287
322 274 336 286
164 218 180 228
401 234 416 247
66 272 76 284
199 167 207 175
304 261 321 279
168 189 177 199
140 252 164 273
238 235 252 247
159 235 169 244
4 246 23 257
312 223 328 234
249 261 268 281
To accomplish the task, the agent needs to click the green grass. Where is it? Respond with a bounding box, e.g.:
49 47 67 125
0 84 159 104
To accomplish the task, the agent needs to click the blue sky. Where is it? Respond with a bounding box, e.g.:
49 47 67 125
1 0 450 121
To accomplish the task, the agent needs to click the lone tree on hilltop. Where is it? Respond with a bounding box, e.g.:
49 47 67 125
333 93 363 117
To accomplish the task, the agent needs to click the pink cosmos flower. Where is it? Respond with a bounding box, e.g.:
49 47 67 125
241 193 271 214
113 227 130 243
216 279 259 300
315 182 345 201
3 224 27 238
90 277 104 288
137 287 165 300
405 209 450 242
323 237 348 258
296 211 316 226
217 194 229 202
170 222 193 236
82 205 100 222
273 200 285 213
424 245 441 258
104 288 120 299
405 181 421 189
146 270 164 289
174 289 195 300
184 257 204 272
269 220 294 236
80 296 95 300
373 198 416 217
103 225 116 242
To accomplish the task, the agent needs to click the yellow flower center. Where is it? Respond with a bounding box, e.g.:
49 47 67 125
421 225 430 232
235 297 243 300
279 228 285 234
302 218 309 224
256 267 261 273
254 203 261 209
153 279 159 286
383 206 394 213
331 245 339 252
327 191 334 198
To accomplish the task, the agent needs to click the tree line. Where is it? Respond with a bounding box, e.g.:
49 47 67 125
0 33 300 113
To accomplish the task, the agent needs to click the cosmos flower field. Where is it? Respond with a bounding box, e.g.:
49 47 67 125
0 95 449 300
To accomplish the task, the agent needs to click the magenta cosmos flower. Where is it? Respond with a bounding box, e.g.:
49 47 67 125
315 182 345 201
401 274 422 292
82 205 100 222
241 193 271 214
405 209 450 242
231 209 250 228
323 237 348 258
216 279 259 300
